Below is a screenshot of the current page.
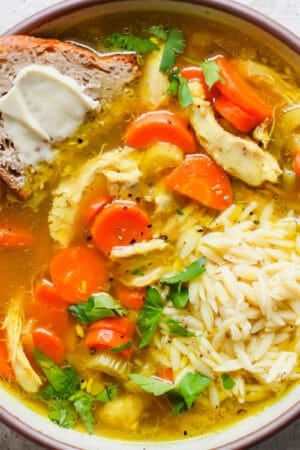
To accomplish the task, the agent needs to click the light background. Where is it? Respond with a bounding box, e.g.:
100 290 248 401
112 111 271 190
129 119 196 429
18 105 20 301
0 0 299 449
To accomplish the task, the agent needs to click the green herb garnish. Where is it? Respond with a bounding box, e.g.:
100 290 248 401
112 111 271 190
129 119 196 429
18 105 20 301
166 318 196 337
96 384 119 403
68 391 95 434
148 25 167 41
159 28 185 72
183 56 224 89
167 283 189 309
110 341 132 353
68 293 127 325
161 257 206 284
221 373 236 390
132 268 145 276
48 399 77 429
176 208 184 215
34 350 118 433
137 286 164 348
129 371 210 415
167 68 193 108
129 374 174 396
168 372 211 415
106 32 159 53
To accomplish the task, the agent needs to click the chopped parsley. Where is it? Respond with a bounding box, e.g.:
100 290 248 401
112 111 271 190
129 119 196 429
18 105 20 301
167 68 193 108
34 350 119 433
106 32 159 53
221 373 236 390
132 268 145 276
166 318 196 337
110 341 132 353
68 293 127 325
137 286 164 348
161 257 206 284
183 56 224 89
159 28 185 72
129 371 210 415
148 25 168 41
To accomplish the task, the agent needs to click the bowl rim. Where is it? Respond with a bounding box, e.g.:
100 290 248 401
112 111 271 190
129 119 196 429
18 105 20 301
1 1 300 449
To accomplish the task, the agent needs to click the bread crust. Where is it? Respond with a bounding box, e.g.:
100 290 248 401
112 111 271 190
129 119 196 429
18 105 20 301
0 35 140 197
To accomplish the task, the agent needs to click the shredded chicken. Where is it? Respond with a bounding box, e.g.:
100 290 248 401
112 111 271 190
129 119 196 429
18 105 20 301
3 295 42 393
138 45 169 109
49 147 141 247
188 81 282 186
110 238 168 260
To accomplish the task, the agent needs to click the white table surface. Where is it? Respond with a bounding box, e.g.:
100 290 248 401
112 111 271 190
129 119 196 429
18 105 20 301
0 0 299 449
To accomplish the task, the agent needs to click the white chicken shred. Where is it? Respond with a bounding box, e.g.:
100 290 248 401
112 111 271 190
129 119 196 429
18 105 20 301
109 238 169 260
49 146 141 247
188 81 282 186
3 295 42 393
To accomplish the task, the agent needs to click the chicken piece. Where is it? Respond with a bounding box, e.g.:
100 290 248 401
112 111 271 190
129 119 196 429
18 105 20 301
110 238 168 260
3 295 42 393
138 45 169 109
97 394 145 430
188 81 282 186
49 147 141 247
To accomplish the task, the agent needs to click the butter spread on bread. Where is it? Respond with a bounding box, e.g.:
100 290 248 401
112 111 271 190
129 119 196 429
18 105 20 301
0 64 99 166
0 35 140 197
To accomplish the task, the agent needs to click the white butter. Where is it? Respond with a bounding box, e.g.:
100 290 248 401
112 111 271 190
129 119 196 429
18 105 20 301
0 65 99 165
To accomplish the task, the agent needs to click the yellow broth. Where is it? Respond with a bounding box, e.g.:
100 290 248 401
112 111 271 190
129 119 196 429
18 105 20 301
0 10 299 442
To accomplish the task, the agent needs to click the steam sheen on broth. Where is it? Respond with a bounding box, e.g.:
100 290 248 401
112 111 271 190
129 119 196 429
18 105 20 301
0 10 299 442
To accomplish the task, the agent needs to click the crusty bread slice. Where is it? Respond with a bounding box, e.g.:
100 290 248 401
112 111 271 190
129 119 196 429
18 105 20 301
0 35 140 197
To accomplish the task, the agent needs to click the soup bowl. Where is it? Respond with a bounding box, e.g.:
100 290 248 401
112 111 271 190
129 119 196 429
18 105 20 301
0 1 299 449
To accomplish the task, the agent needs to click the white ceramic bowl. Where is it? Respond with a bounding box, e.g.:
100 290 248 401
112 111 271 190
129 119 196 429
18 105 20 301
1 1 299 449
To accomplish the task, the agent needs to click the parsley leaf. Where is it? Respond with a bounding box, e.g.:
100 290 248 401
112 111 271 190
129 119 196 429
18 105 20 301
48 399 77 429
129 374 174 396
160 28 185 73
168 372 211 414
183 56 224 89
166 318 196 337
110 341 132 353
96 384 119 403
68 293 127 325
34 349 80 399
200 60 224 89
137 286 164 348
69 391 95 434
221 373 236 390
106 32 159 53
161 257 206 284
132 268 145 276
167 283 189 308
148 25 167 41
167 68 193 108
176 208 184 215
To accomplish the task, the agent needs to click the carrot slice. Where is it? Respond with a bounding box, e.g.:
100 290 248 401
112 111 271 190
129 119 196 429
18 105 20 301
35 279 68 308
32 327 65 365
214 95 258 133
115 284 145 310
85 328 132 359
91 201 152 255
83 195 112 226
157 365 174 383
0 226 32 247
88 317 135 338
215 56 272 123
0 341 14 379
165 154 233 211
180 66 219 100
50 246 107 303
294 151 300 176
124 110 196 153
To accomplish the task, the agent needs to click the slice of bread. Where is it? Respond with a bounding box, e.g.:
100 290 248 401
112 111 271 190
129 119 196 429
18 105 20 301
0 35 140 197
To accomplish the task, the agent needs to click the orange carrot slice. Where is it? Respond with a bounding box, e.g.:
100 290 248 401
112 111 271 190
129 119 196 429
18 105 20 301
0 226 32 247
88 317 135 338
32 327 65 365
165 154 233 211
50 246 107 303
124 110 196 153
115 284 145 310
91 201 152 255
214 95 258 133
85 328 132 359
0 341 14 379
